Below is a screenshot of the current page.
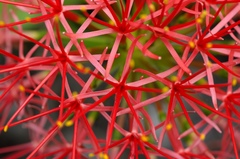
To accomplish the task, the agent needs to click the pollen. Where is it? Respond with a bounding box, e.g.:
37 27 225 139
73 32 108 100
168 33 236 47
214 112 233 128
166 123 172 130
140 14 147 20
205 61 212 68
65 120 74 127
232 78 237 86
206 43 213 48
149 4 156 12
76 63 84 70
0 21 5 26
162 86 169 93
108 20 115 26
163 0 169 4
196 18 203 24
188 41 195 48
200 10 207 18
88 153 95 157
88 116 95 125
83 67 91 74
25 17 31 22
170 76 178 82
54 16 59 22
72 91 78 99
3 125 8 132
130 59 135 68
80 6 87 12
140 135 149 142
18 85 25 92
163 26 169 32
99 153 109 159
56 120 63 128
200 133 205 140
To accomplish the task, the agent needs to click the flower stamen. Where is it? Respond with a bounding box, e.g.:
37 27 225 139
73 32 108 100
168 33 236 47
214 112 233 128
65 120 74 127
140 135 149 142
0 21 5 26
56 120 63 128
149 4 155 12
232 78 237 86
200 134 205 140
3 125 8 132
72 91 78 99
206 43 213 48
18 85 25 92
166 123 172 130
25 17 31 22
99 152 109 159
188 41 195 48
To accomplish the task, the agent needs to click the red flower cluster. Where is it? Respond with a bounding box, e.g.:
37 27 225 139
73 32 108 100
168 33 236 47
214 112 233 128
0 0 240 158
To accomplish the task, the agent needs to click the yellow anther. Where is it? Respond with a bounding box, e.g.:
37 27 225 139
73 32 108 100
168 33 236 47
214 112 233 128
163 0 169 4
200 10 207 18
232 78 237 86
188 41 195 48
80 6 87 12
99 153 104 158
83 67 91 74
56 121 63 128
88 153 95 157
206 43 213 48
72 91 78 99
76 63 84 70
200 133 205 140
108 20 115 26
140 135 149 142
65 120 74 127
88 116 95 125
140 14 147 20
170 76 178 82
76 63 90 74
0 21 5 26
54 16 59 22
3 125 8 132
166 123 172 130
130 59 135 68
163 26 169 32
205 61 212 68
18 85 25 92
25 17 31 22
196 18 203 24
103 154 109 159
149 4 156 12
162 86 169 93
99 153 109 159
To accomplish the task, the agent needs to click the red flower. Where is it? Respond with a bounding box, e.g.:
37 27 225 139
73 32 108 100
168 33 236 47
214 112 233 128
0 0 240 158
